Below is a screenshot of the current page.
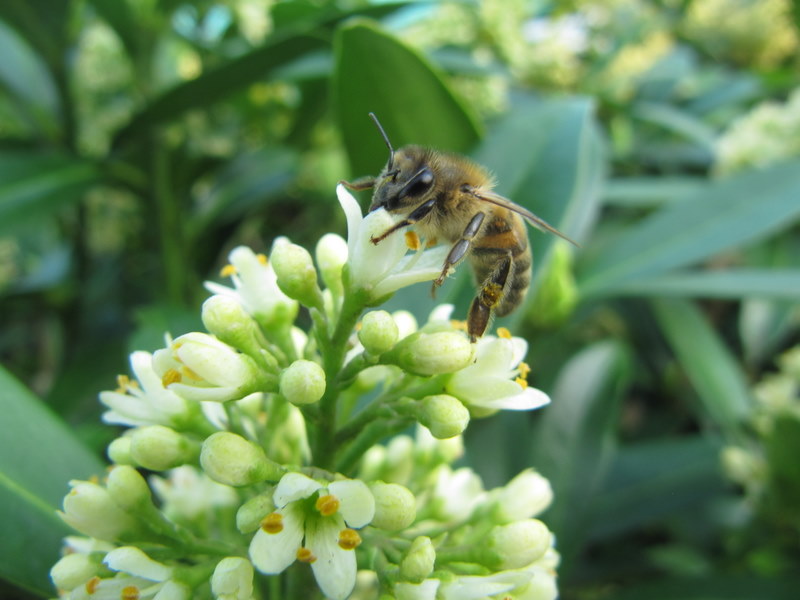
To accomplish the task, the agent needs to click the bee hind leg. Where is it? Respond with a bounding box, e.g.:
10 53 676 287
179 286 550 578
467 251 513 342
432 212 486 297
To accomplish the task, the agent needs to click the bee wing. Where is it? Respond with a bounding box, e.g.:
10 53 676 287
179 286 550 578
468 187 580 247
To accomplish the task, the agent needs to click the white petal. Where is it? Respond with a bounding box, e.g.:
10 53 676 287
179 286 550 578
249 505 304 574
104 546 172 581
154 581 191 600
448 377 521 405
306 516 356 600
168 383 240 403
274 472 321 506
395 579 441 600
485 387 551 411
440 570 531 600
328 479 375 528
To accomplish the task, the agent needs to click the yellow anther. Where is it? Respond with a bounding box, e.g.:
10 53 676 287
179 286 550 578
115 374 135 393
260 512 284 534
338 528 362 550
121 586 141 600
181 365 202 382
450 319 468 332
161 368 182 387
405 231 421 250
315 493 340 517
85 576 101 594
515 376 528 389
518 361 531 379
297 547 317 563
426 236 439 248
220 264 237 278
497 327 512 339
256 253 268 265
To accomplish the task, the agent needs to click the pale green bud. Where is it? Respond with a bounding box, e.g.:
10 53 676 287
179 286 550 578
400 536 436 582
202 294 264 356
50 553 100 591
211 557 254 600
490 469 553 523
130 425 199 471
721 446 765 486
359 310 399 355
106 465 152 512
60 480 137 542
107 436 134 465
315 233 348 294
369 481 416 530
236 491 275 533
200 432 284 486
527 241 577 327
104 546 173 581
279 360 326 405
419 395 469 439
270 237 323 309
382 331 473 376
486 519 551 569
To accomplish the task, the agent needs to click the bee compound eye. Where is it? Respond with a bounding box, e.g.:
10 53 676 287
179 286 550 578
402 168 434 198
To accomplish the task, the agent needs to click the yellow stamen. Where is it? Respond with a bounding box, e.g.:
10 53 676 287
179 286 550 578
315 493 340 516
88 474 100 484
256 253 268 265
220 264 237 278
405 231 421 250
260 512 284 534
497 327 512 339
85 576 101 594
338 528 362 550
450 319 468 332
161 368 182 387
515 376 528 389
426 236 438 248
121 586 140 600
297 547 317 563
518 361 531 379
115 374 130 393
181 365 202 382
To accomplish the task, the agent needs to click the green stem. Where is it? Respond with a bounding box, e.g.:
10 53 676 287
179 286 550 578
151 138 186 304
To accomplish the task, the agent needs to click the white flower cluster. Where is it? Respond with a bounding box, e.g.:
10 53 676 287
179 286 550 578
51 187 558 599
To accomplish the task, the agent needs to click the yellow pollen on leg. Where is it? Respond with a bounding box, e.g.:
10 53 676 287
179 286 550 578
161 368 182 387
405 231 421 250
297 547 317 563
85 576 101 594
315 493 340 516
220 264 237 278
121 586 141 600
260 512 284 534
338 528 362 550
497 327 512 339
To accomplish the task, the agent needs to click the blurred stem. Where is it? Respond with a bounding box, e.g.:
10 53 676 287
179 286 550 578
151 137 186 304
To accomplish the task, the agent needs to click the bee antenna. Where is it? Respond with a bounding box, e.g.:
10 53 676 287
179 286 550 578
368 112 395 171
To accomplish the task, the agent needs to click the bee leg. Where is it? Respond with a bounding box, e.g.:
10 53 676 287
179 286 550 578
467 252 512 342
370 197 438 244
432 213 486 294
339 176 376 191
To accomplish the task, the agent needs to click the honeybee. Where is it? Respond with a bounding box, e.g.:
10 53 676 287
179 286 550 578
342 113 577 341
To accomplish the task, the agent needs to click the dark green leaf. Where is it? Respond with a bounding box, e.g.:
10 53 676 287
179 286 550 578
603 176 708 207
607 573 800 600
0 366 105 596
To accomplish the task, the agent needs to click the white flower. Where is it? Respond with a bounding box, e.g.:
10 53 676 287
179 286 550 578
99 351 192 428
249 472 376 600
430 466 485 523
489 469 554 523
438 568 535 600
337 185 449 299
395 579 441 600
93 547 191 600
446 335 550 411
211 557 254 600
149 466 238 522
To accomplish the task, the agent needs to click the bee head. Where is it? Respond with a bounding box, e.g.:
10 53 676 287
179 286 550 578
370 146 435 213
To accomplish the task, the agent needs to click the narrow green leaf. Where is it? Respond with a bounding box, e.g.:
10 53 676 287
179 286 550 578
632 101 717 150
579 160 800 297
334 20 481 177
0 366 104 596
86 0 141 61
739 299 797 365
651 298 753 433
603 176 708 207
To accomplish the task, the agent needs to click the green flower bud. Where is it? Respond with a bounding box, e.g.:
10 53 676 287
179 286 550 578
486 519 551 569
382 331 473 376
202 294 264 357
270 237 323 309
106 465 152 512
400 536 436 583
527 241 577 327
359 310 399 356
60 480 137 542
130 425 199 471
369 481 416 530
211 557 254 600
419 395 470 439
279 360 326 405
315 233 348 294
107 436 134 465
200 432 284 486
236 491 275 533
50 553 101 591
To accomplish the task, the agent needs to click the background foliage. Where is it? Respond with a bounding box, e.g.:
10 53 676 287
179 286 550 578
1 0 799 598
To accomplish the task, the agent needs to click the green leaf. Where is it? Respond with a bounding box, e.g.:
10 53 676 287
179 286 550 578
603 176 708 207
651 298 753 433
579 160 800 297
86 0 142 61
0 366 104 596
334 19 481 177
607 574 800 600
631 101 717 151
528 340 631 570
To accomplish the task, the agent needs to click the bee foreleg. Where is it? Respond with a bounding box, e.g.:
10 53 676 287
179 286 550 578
433 212 485 291
370 197 438 245
339 176 376 191
467 251 513 342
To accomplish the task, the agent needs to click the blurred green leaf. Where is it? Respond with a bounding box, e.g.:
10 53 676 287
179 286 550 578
334 19 481 177
765 417 800 519
607 573 800 600
529 340 631 571
632 101 717 151
652 299 753 433
579 160 800 297
603 176 708 207
0 366 104 596
86 0 142 61
0 0 71 68
739 299 798 365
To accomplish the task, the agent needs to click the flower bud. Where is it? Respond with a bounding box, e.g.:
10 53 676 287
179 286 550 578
60 480 137 542
236 492 275 533
400 536 436 582
202 294 264 356
107 436 134 465
104 546 172 581
359 310 399 356
382 332 473 376
486 519 551 569
279 360 326 405
50 553 100 591
270 237 323 309
419 395 469 439
316 233 348 294
527 241 577 327
211 557 254 600
490 469 553 523
369 482 416 530
106 465 152 512
721 446 765 486
130 425 199 471
200 432 284 486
